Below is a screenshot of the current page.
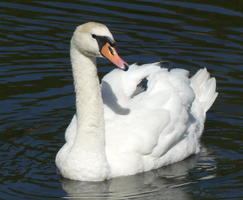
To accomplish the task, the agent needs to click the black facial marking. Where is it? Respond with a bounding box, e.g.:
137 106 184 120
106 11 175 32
91 34 116 50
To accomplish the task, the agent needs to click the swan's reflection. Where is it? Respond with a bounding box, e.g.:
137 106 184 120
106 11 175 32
61 148 216 200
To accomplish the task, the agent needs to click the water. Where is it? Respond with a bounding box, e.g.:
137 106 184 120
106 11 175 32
0 0 242 199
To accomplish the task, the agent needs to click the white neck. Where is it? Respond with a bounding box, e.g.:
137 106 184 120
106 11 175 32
70 45 105 151
56 43 109 181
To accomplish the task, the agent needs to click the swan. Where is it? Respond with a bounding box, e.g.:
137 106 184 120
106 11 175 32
55 22 218 181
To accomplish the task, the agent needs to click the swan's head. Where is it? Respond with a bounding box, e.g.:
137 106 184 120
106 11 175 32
72 22 128 71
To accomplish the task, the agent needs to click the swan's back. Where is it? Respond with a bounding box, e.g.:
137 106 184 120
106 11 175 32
101 64 217 177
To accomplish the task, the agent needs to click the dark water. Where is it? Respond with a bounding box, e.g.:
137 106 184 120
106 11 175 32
0 0 242 199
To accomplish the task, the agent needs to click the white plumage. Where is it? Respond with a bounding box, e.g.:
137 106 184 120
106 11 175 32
55 22 218 181
103 63 217 177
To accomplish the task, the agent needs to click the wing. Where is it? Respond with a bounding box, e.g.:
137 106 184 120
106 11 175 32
101 64 200 174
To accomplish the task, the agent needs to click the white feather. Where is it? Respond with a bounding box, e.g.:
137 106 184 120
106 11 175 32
56 22 218 181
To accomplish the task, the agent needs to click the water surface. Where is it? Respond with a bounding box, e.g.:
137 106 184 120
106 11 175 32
0 0 242 199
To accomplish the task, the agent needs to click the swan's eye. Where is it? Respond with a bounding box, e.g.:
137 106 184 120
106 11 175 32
91 34 97 39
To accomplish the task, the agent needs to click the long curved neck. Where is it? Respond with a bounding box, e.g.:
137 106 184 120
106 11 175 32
70 45 105 148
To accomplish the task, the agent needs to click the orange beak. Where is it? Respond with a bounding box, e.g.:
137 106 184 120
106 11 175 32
101 43 128 71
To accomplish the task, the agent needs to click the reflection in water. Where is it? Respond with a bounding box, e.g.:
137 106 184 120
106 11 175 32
62 149 215 199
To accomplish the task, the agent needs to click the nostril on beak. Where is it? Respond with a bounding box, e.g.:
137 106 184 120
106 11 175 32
108 46 114 56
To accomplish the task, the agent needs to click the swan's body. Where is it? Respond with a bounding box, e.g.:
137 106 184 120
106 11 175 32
56 22 218 181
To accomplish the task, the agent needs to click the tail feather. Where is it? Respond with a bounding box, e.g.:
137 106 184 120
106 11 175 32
190 68 218 113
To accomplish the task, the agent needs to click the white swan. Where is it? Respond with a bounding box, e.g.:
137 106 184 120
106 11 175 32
55 22 218 181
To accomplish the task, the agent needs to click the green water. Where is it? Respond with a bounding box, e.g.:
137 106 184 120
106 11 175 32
0 0 242 199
